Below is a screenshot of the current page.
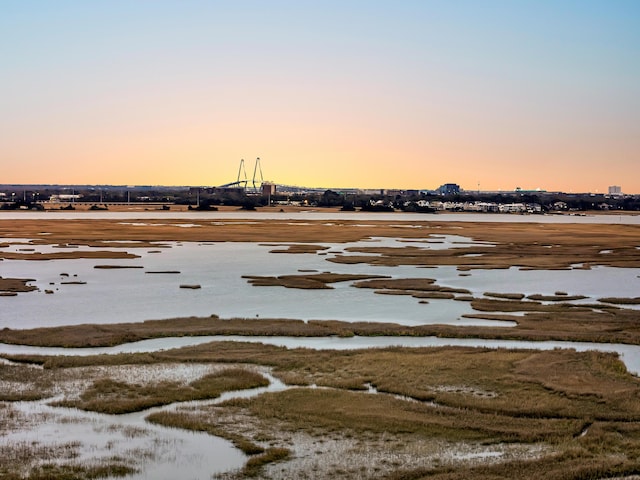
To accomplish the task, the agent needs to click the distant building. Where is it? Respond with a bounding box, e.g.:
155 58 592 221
437 183 461 196
49 194 81 202
382 189 404 197
608 185 623 196
262 182 276 197
212 186 245 196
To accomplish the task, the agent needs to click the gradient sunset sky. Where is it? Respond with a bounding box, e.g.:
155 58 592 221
2 1 639 193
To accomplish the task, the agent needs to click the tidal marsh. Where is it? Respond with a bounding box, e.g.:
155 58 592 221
4 341 640 478
2 215 640 478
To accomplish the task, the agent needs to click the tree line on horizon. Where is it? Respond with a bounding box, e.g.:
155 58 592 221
1 186 639 212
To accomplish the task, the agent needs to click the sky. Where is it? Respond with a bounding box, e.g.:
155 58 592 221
2 1 639 193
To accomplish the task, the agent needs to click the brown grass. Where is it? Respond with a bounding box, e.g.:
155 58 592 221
241 447 290 477
146 409 290 477
599 297 640 305
242 272 389 289
0 277 38 293
0 317 338 347
221 387 581 444
1 219 638 271
484 292 525 300
9 342 639 421
5 341 640 479
93 265 143 269
146 410 264 454
527 294 588 301
353 278 471 296
2 301 640 348
0 250 140 261
260 243 330 254
52 367 268 414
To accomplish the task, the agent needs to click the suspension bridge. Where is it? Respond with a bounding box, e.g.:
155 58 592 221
218 158 266 194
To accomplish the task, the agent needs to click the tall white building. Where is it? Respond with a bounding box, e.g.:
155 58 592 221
608 185 622 196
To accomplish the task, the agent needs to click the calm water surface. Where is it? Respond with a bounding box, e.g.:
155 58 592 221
2 236 638 329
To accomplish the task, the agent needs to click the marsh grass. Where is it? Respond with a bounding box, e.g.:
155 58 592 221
242 272 388 289
483 292 525 300
599 296 640 305
0 362 58 401
527 294 588 301
261 243 329 254
53 368 268 414
0 438 136 480
383 450 640 480
3 218 640 271
146 410 264 454
0 276 37 293
25 462 136 480
241 447 290 477
4 342 640 478
147 409 290 477
0 250 139 261
353 278 472 299
93 265 143 269
0 317 339 347
3 296 639 356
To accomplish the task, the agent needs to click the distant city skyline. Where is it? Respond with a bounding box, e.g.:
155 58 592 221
2 1 639 193
0 181 631 197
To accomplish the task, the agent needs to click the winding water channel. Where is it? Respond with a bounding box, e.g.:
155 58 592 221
3 370 288 479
